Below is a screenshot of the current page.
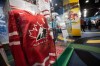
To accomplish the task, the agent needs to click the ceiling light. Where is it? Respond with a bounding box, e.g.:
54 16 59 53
84 9 87 17
95 12 98 15
85 0 89 3
94 11 99 16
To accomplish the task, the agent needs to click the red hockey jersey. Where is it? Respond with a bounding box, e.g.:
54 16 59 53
8 9 56 66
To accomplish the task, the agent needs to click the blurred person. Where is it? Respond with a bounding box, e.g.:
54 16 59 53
97 19 100 29
51 16 59 42
95 19 98 29
88 19 92 31
81 18 85 32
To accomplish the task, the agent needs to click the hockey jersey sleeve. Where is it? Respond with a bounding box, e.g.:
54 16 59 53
8 11 28 66
48 32 57 65
44 17 57 65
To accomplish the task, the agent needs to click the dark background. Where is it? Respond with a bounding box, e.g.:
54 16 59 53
79 0 100 18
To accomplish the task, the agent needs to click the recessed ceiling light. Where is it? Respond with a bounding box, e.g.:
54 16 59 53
85 0 89 3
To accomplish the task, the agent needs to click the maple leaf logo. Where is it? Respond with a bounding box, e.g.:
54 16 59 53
29 22 46 40
29 24 38 39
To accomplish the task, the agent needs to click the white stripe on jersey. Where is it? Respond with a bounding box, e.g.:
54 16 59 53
9 41 20 46
49 53 56 56
33 56 49 66
49 60 55 64
9 31 18 37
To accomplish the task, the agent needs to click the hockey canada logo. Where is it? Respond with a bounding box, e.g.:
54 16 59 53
37 27 46 40
29 22 47 41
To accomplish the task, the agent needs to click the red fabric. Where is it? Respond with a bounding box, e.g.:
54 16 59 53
0 45 3 48
8 9 56 66
81 19 84 25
